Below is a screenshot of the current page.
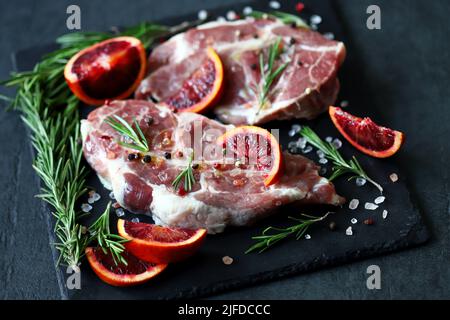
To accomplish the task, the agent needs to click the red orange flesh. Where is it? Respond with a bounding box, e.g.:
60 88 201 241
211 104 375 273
217 126 283 187
329 106 404 158
117 220 207 264
85 247 167 287
64 36 147 106
164 47 224 113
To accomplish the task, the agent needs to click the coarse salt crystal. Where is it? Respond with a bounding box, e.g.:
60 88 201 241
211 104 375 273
288 129 297 137
288 141 298 149
88 197 95 204
332 138 343 149
390 173 399 183
319 167 327 175
365 202 379 210
317 150 325 158
92 193 101 201
81 203 92 213
198 10 208 20
297 137 307 149
325 136 333 143
346 226 353 236
269 1 281 9
374 196 386 204
88 190 96 197
302 146 313 154
291 124 302 133
323 32 335 40
217 16 226 22
340 100 349 108
305 234 311 240
356 177 367 187
115 208 125 217
305 87 312 94
227 10 237 20
243 6 253 15
319 158 328 164
382 210 388 219
351 218 358 225
310 14 323 25
109 191 115 200
349 199 359 210
131 217 140 223
222 256 234 265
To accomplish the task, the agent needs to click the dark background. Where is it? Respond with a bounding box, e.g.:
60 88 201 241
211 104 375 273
0 0 448 299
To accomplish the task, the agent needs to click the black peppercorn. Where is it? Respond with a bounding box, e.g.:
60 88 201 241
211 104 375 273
289 37 296 45
298 61 303 67
164 152 171 159
290 22 297 28
192 163 199 170
142 155 152 163
253 34 259 39
146 117 154 126
328 221 337 231
250 63 257 70
128 153 138 161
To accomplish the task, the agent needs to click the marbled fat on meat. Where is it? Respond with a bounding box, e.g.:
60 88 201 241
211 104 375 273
136 19 346 125
81 100 344 233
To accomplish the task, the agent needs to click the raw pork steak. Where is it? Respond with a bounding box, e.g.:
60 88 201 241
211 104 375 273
81 100 344 233
136 18 346 125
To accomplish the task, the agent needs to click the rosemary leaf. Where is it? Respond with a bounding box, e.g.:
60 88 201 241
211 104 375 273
300 126 383 193
105 115 149 152
172 153 196 192
246 212 332 254
88 202 129 266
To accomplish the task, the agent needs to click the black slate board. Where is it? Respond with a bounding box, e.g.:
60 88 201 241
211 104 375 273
14 0 430 300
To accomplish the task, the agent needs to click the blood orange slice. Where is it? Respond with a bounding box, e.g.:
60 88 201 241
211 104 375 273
64 36 147 105
329 106 404 158
217 126 282 187
117 219 207 264
164 47 224 113
85 247 167 287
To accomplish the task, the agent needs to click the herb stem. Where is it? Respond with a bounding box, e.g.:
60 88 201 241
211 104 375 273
172 153 196 192
300 126 383 193
105 115 149 152
256 37 289 116
246 212 332 254
88 202 129 266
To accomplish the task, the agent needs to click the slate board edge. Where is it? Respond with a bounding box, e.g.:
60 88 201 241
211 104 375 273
10 0 431 300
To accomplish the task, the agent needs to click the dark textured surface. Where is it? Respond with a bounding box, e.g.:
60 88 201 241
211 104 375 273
0 0 449 300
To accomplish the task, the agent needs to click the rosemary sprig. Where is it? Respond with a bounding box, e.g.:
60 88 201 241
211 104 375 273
247 10 310 29
300 126 383 193
172 153 196 192
1 21 171 268
88 202 129 266
256 37 289 115
105 115 149 152
246 212 332 254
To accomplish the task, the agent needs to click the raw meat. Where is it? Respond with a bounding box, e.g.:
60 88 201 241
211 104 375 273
81 100 344 233
136 18 346 125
